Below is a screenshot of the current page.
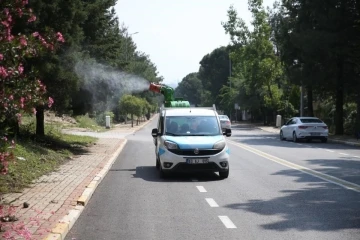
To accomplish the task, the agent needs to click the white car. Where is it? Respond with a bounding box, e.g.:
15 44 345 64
218 115 231 132
280 117 328 143
151 105 232 179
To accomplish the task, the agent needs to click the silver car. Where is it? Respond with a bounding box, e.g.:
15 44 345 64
218 115 231 132
280 117 328 143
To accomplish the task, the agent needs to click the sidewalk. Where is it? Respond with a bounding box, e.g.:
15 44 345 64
0 116 156 240
242 124 360 147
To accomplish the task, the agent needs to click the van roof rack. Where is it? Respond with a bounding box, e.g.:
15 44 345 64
160 104 217 112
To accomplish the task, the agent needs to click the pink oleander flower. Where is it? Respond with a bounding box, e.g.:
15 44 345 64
20 97 25 108
17 8 23 17
48 97 54 108
18 64 24 74
20 36 27 46
28 15 36 22
1 20 9 27
32 31 39 37
0 66 8 78
56 32 65 42
0 54 3 61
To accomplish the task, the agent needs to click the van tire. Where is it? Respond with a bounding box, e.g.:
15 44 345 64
159 165 167 179
219 169 229 179
156 155 160 169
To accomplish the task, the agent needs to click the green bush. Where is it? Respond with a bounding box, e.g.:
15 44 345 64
75 114 99 129
95 111 115 126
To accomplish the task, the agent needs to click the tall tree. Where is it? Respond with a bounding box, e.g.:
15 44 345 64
198 46 231 107
274 0 360 134
28 0 87 135
222 1 284 124
175 73 203 106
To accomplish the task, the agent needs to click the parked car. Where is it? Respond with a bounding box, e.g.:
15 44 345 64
218 115 231 132
280 117 328 143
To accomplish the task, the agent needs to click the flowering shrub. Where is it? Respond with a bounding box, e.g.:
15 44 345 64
0 0 64 172
0 0 64 238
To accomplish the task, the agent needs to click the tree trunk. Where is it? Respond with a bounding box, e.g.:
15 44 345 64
306 85 314 117
355 92 360 138
262 107 267 125
36 105 45 136
131 114 134 127
335 60 344 135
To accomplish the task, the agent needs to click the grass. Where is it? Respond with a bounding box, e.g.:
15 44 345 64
0 118 97 195
75 114 107 132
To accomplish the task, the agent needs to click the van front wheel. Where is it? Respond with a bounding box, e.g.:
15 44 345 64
219 169 229 179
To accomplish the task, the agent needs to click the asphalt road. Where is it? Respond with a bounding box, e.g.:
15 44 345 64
65 120 360 240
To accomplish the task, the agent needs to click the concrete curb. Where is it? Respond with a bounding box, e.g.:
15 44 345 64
131 114 158 134
42 139 128 240
329 139 360 147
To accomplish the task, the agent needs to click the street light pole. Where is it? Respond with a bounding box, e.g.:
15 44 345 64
300 83 304 117
229 54 232 122
125 31 139 62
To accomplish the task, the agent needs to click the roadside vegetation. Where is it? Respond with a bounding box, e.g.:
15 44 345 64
175 0 360 136
0 1 160 238
0 114 96 195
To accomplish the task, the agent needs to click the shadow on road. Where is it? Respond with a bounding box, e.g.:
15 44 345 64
230 132 360 150
224 158 360 232
129 166 223 182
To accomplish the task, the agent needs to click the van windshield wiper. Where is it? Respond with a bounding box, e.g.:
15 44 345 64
165 132 179 136
185 134 206 136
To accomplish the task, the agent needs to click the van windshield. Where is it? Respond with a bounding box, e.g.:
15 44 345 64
165 116 221 136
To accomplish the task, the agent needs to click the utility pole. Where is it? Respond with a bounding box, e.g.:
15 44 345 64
125 31 139 62
229 54 232 122
300 83 304 117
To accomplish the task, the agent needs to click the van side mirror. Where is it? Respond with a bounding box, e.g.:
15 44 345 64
224 128 231 137
151 128 158 138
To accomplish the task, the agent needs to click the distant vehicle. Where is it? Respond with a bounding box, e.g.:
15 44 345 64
218 115 231 132
280 117 328 143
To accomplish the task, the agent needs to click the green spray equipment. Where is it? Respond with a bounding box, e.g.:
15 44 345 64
149 82 190 108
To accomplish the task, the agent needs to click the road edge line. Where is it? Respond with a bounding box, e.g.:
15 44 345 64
228 139 360 192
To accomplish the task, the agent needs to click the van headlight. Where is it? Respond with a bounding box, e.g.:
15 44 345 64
164 140 178 150
213 140 226 150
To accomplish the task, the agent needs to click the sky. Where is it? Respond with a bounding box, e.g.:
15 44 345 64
115 0 276 88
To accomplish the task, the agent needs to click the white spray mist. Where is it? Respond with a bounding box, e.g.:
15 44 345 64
74 60 150 111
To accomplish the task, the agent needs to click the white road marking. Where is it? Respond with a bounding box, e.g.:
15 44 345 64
227 140 360 192
205 198 219 207
196 186 207 192
326 150 335 153
339 153 349 156
219 216 237 229
354 156 360 158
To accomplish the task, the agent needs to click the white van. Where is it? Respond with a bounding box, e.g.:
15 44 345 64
151 105 231 179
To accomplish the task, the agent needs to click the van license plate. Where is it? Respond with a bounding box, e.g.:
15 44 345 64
186 158 209 164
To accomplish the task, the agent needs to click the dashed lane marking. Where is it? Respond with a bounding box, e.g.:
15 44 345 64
219 216 237 229
205 198 219 207
196 186 207 192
